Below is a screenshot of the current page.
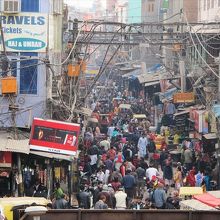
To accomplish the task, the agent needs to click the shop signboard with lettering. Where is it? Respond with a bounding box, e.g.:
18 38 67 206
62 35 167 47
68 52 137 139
29 118 80 156
0 13 48 52
173 92 195 103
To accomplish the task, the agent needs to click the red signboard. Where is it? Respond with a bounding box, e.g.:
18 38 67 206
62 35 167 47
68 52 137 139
29 118 80 156
0 152 12 168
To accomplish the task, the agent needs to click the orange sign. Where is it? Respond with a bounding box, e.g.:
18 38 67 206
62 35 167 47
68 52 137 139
173 92 195 103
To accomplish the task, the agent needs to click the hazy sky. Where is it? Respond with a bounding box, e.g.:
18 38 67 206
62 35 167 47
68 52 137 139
64 0 106 9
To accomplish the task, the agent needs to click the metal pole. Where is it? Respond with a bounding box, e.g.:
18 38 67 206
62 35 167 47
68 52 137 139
0 18 7 56
179 60 186 92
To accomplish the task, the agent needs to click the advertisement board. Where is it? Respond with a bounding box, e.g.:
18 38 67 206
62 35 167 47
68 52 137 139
0 13 48 52
0 152 12 168
29 118 80 156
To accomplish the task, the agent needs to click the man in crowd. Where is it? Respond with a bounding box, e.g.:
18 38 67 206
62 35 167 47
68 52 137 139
137 133 148 159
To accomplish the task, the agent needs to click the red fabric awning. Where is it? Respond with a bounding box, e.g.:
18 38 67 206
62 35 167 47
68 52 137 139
193 193 220 208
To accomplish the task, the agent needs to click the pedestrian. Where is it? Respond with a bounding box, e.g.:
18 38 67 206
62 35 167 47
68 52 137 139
77 185 91 209
93 181 103 206
153 182 166 209
94 194 108 209
163 159 173 187
195 170 204 187
88 141 99 173
115 187 127 209
173 166 183 190
183 147 193 171
52 183 68 209
137 133 148 159
186 167 196 187
148 137 156 162
146 163 160 182
122 169 136 200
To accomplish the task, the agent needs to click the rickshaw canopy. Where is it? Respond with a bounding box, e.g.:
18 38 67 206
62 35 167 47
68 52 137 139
0 197 50 220
133 114 147 119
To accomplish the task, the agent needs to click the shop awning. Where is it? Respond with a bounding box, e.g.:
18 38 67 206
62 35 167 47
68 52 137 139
138 73 159 84
29 150 75 161
122 69 141 78
193 193 220 208
0 138 30 154
180 199 217 210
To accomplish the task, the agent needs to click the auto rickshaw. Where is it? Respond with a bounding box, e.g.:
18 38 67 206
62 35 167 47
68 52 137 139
0 197 50 220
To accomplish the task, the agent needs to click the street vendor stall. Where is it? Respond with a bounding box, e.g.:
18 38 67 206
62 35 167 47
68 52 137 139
180 199 218 210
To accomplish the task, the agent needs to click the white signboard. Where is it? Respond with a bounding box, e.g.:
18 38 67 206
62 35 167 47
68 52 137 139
0 13 48 52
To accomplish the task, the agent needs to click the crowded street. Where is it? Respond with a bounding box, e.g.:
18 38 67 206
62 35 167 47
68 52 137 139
1 0 220 219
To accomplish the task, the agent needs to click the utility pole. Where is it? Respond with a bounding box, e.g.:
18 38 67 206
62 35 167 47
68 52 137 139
179 60 186 92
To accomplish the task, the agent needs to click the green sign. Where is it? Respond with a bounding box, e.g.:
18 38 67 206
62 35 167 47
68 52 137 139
163 0 169 9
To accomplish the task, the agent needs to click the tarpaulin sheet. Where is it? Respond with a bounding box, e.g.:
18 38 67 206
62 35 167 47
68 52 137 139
193 193 220 208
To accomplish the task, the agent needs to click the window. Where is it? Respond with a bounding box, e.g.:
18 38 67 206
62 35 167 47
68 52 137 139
148 4 151 12
207 0 210 9
204 0 206 10
211 0 214 8
4 0 20 13
219 0 220 7
20 52 38 94
21 0 39 12
152 3 154 12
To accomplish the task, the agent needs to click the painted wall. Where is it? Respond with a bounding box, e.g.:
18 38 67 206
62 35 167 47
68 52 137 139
128 0 141 23
198 0 220 22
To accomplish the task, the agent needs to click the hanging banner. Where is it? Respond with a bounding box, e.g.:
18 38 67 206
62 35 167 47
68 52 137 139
29 118 80 156
0 13 48 52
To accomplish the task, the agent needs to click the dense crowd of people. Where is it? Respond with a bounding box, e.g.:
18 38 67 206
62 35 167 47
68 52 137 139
75 89 218 210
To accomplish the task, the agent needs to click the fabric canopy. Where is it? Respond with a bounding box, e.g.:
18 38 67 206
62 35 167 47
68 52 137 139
193 192 220 208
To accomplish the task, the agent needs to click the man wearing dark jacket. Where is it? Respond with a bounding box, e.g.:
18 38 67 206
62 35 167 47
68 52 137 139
77 185 91 209
93 181 103 206
122 169 136 199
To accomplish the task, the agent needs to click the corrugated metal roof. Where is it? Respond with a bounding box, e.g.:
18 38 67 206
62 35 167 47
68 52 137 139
0 131 30 154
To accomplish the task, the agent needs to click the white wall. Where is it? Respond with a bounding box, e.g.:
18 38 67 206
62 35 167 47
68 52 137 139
199 0 220 22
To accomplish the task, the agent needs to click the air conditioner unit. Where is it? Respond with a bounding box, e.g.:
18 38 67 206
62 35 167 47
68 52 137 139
3 0 20 13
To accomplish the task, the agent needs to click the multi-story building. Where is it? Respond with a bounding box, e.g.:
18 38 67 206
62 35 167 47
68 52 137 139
128 0 141 23
198 0 220 22
106 0 118 22
0 0 64 197
0 0 63 128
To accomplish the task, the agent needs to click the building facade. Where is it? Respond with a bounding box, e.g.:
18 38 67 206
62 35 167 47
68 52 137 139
0 0 63 128
198 0 220 22
128 0 141 23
